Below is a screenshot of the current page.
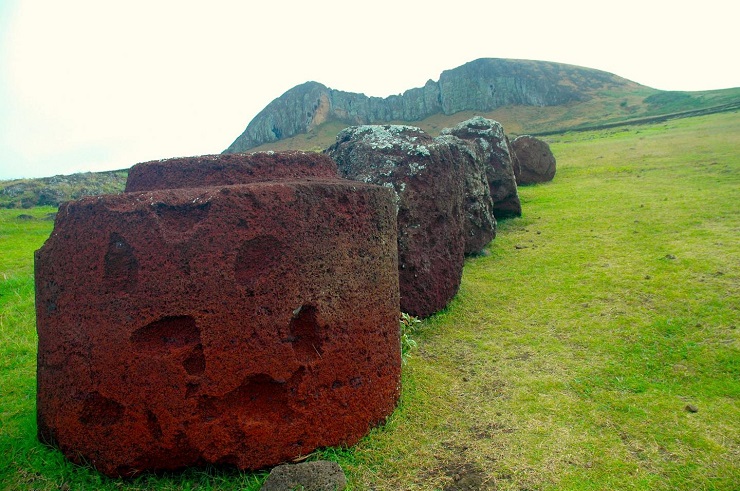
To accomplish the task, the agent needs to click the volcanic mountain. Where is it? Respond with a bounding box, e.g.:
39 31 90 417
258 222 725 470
223 58 739 154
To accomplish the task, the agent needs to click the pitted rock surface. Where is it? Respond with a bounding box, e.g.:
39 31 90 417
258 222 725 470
125 151 338 192
441 117 521 218
325 125 465 318
261 461 347 491
35 179 400 477
511 135 557 184
434 122 497 255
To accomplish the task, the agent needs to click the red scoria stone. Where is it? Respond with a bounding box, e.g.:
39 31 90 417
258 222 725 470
124 151 338 192
35 179 400 477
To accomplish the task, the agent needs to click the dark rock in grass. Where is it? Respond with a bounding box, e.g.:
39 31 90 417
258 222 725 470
434 130 497 256
441 117 521 218
511 135 557 184
125 151 338 192
35 178 400 477
326 125 465 318
261 461 347 491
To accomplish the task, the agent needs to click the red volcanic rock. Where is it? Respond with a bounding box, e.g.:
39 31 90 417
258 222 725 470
35 179 400 477
325 125 465 318
511 135 556 184
441 117 521 218
125 151 338 192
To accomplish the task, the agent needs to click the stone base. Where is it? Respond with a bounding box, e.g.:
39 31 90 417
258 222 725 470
35 179 400 476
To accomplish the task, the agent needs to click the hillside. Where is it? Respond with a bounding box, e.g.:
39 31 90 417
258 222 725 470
224 57 740 154
0 170 128 209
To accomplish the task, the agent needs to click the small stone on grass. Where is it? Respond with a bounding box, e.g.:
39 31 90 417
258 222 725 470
261 461 347 491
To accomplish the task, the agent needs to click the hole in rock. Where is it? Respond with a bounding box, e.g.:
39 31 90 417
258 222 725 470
185 382 200 399
146 410 163 439
234 235 284 290
42 280 61 314
131 315 201 352
79 392 124 427
103 232 138 292
153 201 211 235
198 372 296 422
288 305 323 363
182 344 206 375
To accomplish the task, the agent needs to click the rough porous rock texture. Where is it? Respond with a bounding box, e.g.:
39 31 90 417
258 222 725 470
35 180 400 477
435 134 496 255
261 461 347 491
441 117 521 219
325 125 464 318
125 151 338 192
511 135 557 184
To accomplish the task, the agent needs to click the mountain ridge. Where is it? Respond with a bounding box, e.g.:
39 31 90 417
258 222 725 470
224 58 647 154
2 59 738 208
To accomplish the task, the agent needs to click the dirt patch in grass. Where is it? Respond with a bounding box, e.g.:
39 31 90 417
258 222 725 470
441 460 489 490
418 444 494 490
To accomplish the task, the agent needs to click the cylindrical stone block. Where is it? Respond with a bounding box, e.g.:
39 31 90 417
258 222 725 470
325 125 466 318
35 179 400 477
125 151 339 192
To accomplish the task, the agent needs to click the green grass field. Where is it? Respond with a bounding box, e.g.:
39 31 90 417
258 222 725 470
1 111 738 490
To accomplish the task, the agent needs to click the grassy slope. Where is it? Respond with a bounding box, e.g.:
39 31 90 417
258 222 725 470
1 111 738 490
331 111 739 490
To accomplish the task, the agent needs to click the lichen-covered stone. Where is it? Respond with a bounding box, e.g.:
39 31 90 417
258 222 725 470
35 179 400 477
125 151 338 192
441 117 521 218
431 130 497 256
261 461 347 491
511 135 557 184
326 125 465 318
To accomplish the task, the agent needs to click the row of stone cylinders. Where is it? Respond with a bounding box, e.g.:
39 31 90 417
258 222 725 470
34 118 534 476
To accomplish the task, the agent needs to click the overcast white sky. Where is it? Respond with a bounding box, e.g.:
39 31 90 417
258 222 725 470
1 0 738 180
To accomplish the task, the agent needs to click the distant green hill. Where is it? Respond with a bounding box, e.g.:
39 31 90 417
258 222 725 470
0 170 128 209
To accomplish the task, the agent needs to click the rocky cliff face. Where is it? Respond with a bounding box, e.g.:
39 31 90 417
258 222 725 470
224 58 634 153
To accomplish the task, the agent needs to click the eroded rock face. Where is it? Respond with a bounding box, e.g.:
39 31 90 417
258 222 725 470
125 151 338 192
35 178 400 477
511 135 557 184
224 58 634 153
432 135 496 255
441 117 521 219
325 125 465 318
